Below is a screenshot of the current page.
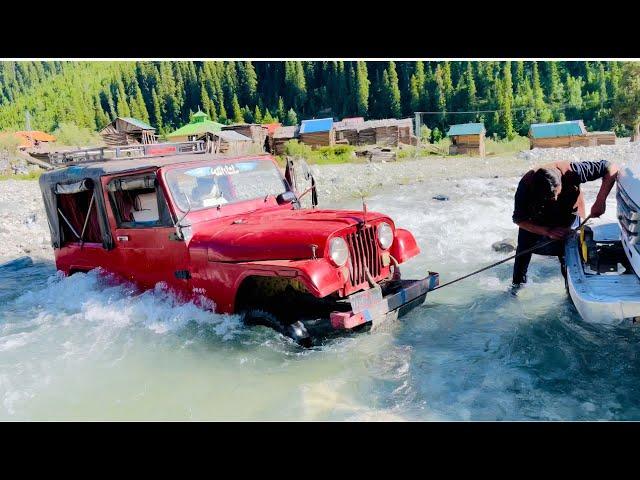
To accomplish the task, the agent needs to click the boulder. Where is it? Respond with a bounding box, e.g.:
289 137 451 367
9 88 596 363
492 239 516 253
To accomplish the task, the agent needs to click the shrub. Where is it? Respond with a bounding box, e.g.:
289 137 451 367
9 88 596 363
282 140 355 164
52 122 102 147
419 125 432 143
0 132 21 157
484 135 529 155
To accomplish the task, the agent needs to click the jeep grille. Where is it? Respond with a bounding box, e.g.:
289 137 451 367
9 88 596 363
345 225 384 286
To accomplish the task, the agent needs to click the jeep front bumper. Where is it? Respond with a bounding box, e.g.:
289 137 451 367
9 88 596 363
329 272 440 329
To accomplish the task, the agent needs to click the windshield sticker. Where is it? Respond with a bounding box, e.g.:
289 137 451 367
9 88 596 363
184 164 241 177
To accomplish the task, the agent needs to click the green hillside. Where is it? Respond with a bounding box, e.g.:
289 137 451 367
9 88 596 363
0 60 635 139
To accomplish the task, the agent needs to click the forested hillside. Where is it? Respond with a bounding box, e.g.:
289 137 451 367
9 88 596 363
0 61 630 139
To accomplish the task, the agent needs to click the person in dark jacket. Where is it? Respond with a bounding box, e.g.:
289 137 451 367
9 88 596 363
511 159 619 293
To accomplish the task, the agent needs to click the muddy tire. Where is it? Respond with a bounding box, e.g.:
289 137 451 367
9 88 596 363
242 309 313 347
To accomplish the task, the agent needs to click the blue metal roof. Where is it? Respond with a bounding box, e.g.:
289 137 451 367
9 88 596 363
300 118 334 134
446 123 485 136
529 120 585 139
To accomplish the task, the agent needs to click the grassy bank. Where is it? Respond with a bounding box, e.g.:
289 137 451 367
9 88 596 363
0 170 42 181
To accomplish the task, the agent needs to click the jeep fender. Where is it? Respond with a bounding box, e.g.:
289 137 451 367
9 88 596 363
390 228 420 263
232 258 344 311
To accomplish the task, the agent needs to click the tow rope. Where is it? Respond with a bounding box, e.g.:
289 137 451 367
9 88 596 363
432 215 592 291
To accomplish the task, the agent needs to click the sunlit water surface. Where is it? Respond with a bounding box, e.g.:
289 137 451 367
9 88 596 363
2 175 640 420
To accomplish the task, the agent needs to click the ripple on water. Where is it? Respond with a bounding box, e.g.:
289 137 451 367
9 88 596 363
1 177 640 420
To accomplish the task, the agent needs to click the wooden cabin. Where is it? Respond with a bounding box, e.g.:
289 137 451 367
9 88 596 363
166 110 224 143
528 120 587 149
99 117 156 146
272 126 300 155
299 118 335 149
446 123 486 156
222 123 267 152
208 130 253 155
587 131 617 146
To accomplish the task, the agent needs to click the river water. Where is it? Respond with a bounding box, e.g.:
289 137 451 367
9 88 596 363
2 175 640 420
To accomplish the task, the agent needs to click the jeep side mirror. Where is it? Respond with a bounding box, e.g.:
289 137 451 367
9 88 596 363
276 191 296 205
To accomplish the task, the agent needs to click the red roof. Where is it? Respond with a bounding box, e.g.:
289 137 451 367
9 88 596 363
262 122 282 136
14 130 57 148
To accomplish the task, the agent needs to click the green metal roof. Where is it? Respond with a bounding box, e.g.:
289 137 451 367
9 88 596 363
119 117 155 131
529 120 585 139
166 113 224 138
446 123 485 136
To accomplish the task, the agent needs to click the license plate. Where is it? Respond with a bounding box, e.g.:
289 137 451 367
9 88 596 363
349 287 383 314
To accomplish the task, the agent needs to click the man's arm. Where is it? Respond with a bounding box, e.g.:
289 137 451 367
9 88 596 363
590 162 619 218
516 220 572 240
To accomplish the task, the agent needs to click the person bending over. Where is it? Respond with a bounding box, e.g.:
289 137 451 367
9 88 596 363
511 159 619 293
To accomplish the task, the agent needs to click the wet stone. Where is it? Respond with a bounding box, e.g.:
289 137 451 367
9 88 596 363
492 239 516 253
432 194 449 201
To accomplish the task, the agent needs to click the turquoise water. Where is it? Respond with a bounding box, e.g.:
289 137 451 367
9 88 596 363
1 177 639 420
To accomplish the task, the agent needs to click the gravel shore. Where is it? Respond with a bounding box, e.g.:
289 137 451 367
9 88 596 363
1 142 638 264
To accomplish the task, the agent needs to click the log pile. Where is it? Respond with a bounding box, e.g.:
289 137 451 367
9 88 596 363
333 118 417 147
272 126 299 155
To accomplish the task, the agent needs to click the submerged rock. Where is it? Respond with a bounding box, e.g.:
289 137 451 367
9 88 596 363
492 239 516 253
432 194 449 201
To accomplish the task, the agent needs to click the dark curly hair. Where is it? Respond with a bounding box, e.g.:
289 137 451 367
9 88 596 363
531 167 562 202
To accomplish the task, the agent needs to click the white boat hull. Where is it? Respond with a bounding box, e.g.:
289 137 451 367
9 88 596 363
565 222 640 324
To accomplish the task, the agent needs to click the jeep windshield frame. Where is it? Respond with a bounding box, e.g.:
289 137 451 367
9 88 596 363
163 157 291 213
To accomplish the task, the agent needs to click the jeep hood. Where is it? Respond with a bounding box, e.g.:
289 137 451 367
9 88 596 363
190 209 390 262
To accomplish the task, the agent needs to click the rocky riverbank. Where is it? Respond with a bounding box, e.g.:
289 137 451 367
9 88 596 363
1 143 637 264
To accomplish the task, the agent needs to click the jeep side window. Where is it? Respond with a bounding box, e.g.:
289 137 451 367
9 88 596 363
107 174 173 229
55 179 102 246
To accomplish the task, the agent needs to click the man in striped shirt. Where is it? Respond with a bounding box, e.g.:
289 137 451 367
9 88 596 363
511 159 619 293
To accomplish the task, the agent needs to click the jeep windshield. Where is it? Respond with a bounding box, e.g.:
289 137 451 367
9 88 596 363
165 159 289 211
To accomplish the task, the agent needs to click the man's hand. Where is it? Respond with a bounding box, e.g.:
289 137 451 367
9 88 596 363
546 226 573 240
590 200 607 218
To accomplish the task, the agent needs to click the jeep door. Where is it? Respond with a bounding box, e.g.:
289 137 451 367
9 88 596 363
103 171 192 295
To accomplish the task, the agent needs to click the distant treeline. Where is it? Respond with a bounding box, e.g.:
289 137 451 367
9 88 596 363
0 61 629 139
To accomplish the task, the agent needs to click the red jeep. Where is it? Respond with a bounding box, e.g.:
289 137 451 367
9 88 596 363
39 142 439 345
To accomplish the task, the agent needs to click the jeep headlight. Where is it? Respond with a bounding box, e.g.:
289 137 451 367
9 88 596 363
329 237 349 267
377 222 393 250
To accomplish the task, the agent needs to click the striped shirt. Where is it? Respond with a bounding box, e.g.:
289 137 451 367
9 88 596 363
569 160 611 183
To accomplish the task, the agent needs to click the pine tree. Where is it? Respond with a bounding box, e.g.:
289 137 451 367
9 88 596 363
382 61 402 117
276 96 285 122
285 108 298 126
355 61 370 117
254 104 263 123
414 61 427 110
409 74 420 113
116 80 131 117
501 61 515 140
262 109 275 123
151 87 163 132
231 94 243 123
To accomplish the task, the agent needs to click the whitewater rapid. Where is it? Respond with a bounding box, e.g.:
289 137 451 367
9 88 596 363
2 169 640 420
